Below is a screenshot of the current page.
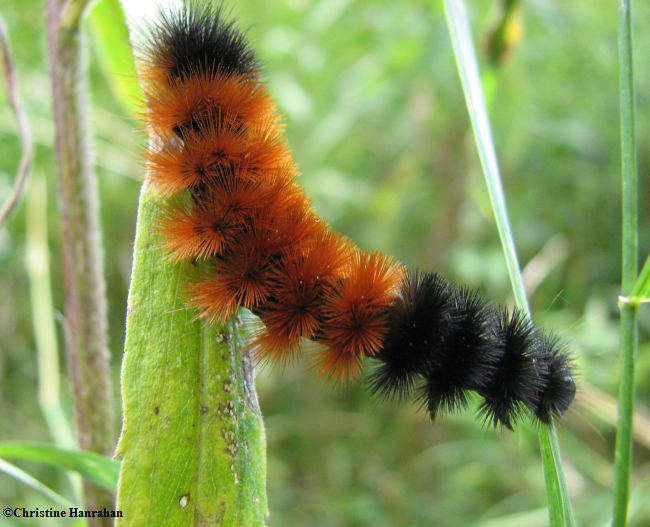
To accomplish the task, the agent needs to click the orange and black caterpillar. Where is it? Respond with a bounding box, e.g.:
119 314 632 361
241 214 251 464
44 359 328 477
136 1 575 430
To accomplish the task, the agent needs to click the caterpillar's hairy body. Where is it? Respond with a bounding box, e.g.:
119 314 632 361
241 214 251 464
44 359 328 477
137 1 575 429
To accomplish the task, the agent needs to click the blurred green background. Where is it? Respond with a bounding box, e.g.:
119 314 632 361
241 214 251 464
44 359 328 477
1 0 648 525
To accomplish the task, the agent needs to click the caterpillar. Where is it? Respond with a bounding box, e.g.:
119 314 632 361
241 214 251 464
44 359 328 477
135 1 575 430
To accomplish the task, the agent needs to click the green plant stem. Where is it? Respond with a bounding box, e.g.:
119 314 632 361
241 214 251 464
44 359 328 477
0 13 33 228
613 0 639 526
46 0 114 522
614 306 638 527
441 1 575 525
26 176 82 502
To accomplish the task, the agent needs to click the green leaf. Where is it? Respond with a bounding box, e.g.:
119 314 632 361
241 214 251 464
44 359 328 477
115 186 268 526
628 255 650 305
0 442 119 491
0 457 73 508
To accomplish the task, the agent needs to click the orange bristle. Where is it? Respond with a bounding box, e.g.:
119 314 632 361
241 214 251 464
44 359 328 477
157 172 286 261
249 324 302 367
190 241 274 322
158 198 235 261
143 73 276 136
314 252 405 382
251 229 356 362
147 119 292 194
261 205 324 255
189 269 241 323
254 174 304 213
209 174 273 222
313 347 364 386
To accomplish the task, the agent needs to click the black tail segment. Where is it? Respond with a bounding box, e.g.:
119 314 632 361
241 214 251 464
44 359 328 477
368 272 456 400
530 334 576 424
368 269 576 429
477 309 540 430
417 285 497 420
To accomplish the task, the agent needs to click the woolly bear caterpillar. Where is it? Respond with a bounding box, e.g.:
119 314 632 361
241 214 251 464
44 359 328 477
134 1 575 430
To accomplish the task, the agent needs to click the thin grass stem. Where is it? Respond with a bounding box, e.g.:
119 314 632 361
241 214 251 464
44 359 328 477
612 0 639 525
0 13 33 228
441 1 575 525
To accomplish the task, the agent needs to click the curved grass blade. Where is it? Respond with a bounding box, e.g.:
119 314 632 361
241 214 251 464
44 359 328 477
0 442 119 491
0 457 73 508
441 1 575 525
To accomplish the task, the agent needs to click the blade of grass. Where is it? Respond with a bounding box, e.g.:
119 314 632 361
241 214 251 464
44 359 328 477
0 458 74 508
613 0 639 525
441 0 529 312
620 255 649 307
26 176 76 447
630 255 649 304
441 1 575 526
0 442 119 491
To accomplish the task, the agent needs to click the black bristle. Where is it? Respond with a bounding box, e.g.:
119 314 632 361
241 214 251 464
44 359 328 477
530 334 576 423
444 286 498 390
417 286 496 419
477 309 540 430
368 271 455 400
417 370 470 420
148 1 259 81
